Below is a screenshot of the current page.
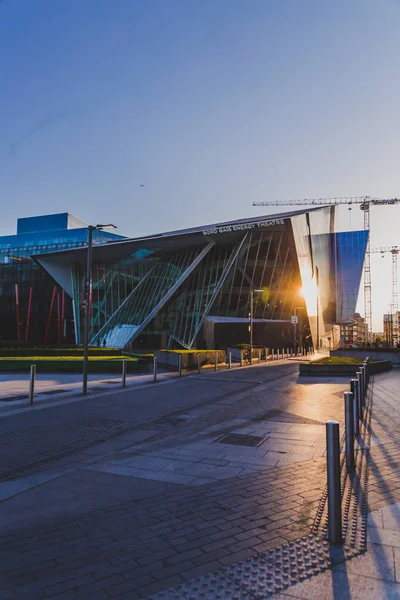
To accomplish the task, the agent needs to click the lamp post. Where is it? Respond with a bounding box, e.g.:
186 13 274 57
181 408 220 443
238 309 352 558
82 223 117 395
249 289 263 364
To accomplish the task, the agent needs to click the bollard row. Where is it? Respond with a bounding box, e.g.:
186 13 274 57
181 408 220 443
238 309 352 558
75 341 300 399
326 356 371 544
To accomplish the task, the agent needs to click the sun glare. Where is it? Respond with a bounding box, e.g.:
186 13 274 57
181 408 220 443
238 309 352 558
299 274 317 315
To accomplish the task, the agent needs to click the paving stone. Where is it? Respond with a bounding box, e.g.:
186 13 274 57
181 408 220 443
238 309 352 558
0 364 353 599
333 543 395 582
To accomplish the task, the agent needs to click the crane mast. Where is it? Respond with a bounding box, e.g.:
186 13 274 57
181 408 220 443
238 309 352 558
371 246 399 345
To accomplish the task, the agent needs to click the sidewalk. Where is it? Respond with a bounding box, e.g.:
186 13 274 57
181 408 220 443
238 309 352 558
0 353 322 415
273 369 400 600
147 369 400 600
0 360 349 599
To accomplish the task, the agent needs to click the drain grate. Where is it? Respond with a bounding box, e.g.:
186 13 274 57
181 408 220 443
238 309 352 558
216 433 266 447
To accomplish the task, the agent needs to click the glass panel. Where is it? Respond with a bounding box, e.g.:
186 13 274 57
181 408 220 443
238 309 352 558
89 245 209 348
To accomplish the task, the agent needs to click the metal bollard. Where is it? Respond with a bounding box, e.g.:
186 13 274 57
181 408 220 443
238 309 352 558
228 352 232 369
363 363 368 392
365 357 370 386
153 356 157 382
326 420 342 544
122 359 127 388
29 364 36 405
258 349 261 363
344 392 355 470
350 379 359 436
240 351 243 367
179 354 182 377
358 369 363 404
214 352 218 371
197 353 201 374
360 366 366 404
357 371 363 416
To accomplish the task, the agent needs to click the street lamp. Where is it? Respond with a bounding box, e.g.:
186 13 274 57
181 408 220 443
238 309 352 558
82 223 117 395
249 289 263 364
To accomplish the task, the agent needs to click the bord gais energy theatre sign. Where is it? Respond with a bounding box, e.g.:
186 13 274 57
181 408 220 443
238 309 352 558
202 219 285 236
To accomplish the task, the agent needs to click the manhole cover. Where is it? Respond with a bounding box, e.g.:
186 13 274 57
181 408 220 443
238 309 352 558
216 433 266 447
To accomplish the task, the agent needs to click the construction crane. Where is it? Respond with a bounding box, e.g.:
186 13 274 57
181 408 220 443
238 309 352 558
371 246 399 345
252 196 400 334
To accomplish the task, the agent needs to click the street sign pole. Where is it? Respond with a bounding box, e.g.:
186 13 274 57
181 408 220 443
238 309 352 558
291 315 298 354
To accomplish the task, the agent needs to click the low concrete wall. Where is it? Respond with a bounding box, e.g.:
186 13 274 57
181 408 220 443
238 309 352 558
331 349 400 366
227 347 270 363
155 350 226 369
299 359 392 377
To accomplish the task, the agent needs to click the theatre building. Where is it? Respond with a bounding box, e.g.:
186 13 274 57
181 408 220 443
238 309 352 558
35 206 368 351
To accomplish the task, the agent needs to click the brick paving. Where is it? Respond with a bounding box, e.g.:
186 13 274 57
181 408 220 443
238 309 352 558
0 459 325 599
365 371 400 513
0 374 257 481
0 361 350 599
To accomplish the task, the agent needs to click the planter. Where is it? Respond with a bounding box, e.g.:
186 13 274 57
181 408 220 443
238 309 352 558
155 350 226 370
227 347 269 363
299 360 392 377
331 349 400 366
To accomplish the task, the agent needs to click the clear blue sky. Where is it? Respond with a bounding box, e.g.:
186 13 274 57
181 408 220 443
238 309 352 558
1 0 399 330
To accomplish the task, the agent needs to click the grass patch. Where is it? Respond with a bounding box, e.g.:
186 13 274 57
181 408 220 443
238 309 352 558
0 347 122 357
0 356 140 373
314 357 372 365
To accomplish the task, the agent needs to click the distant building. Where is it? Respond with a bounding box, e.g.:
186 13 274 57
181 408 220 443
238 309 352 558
0 213 122 345
384 313 394 346
341 312 369 346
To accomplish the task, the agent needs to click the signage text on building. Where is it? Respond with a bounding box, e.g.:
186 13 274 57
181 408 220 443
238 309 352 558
202 219 285 236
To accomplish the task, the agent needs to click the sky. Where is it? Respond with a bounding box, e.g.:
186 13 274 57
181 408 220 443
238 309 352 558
0 0 399 331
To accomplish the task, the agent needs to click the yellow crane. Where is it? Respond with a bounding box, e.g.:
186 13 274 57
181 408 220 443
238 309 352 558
252 196 400 334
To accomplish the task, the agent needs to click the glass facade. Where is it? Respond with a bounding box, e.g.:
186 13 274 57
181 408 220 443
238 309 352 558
63 219 305 349
0 214 122 344
35 208 368 350
335 230 369 324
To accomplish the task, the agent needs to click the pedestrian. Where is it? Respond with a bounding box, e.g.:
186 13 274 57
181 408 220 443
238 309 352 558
102 339 106 348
